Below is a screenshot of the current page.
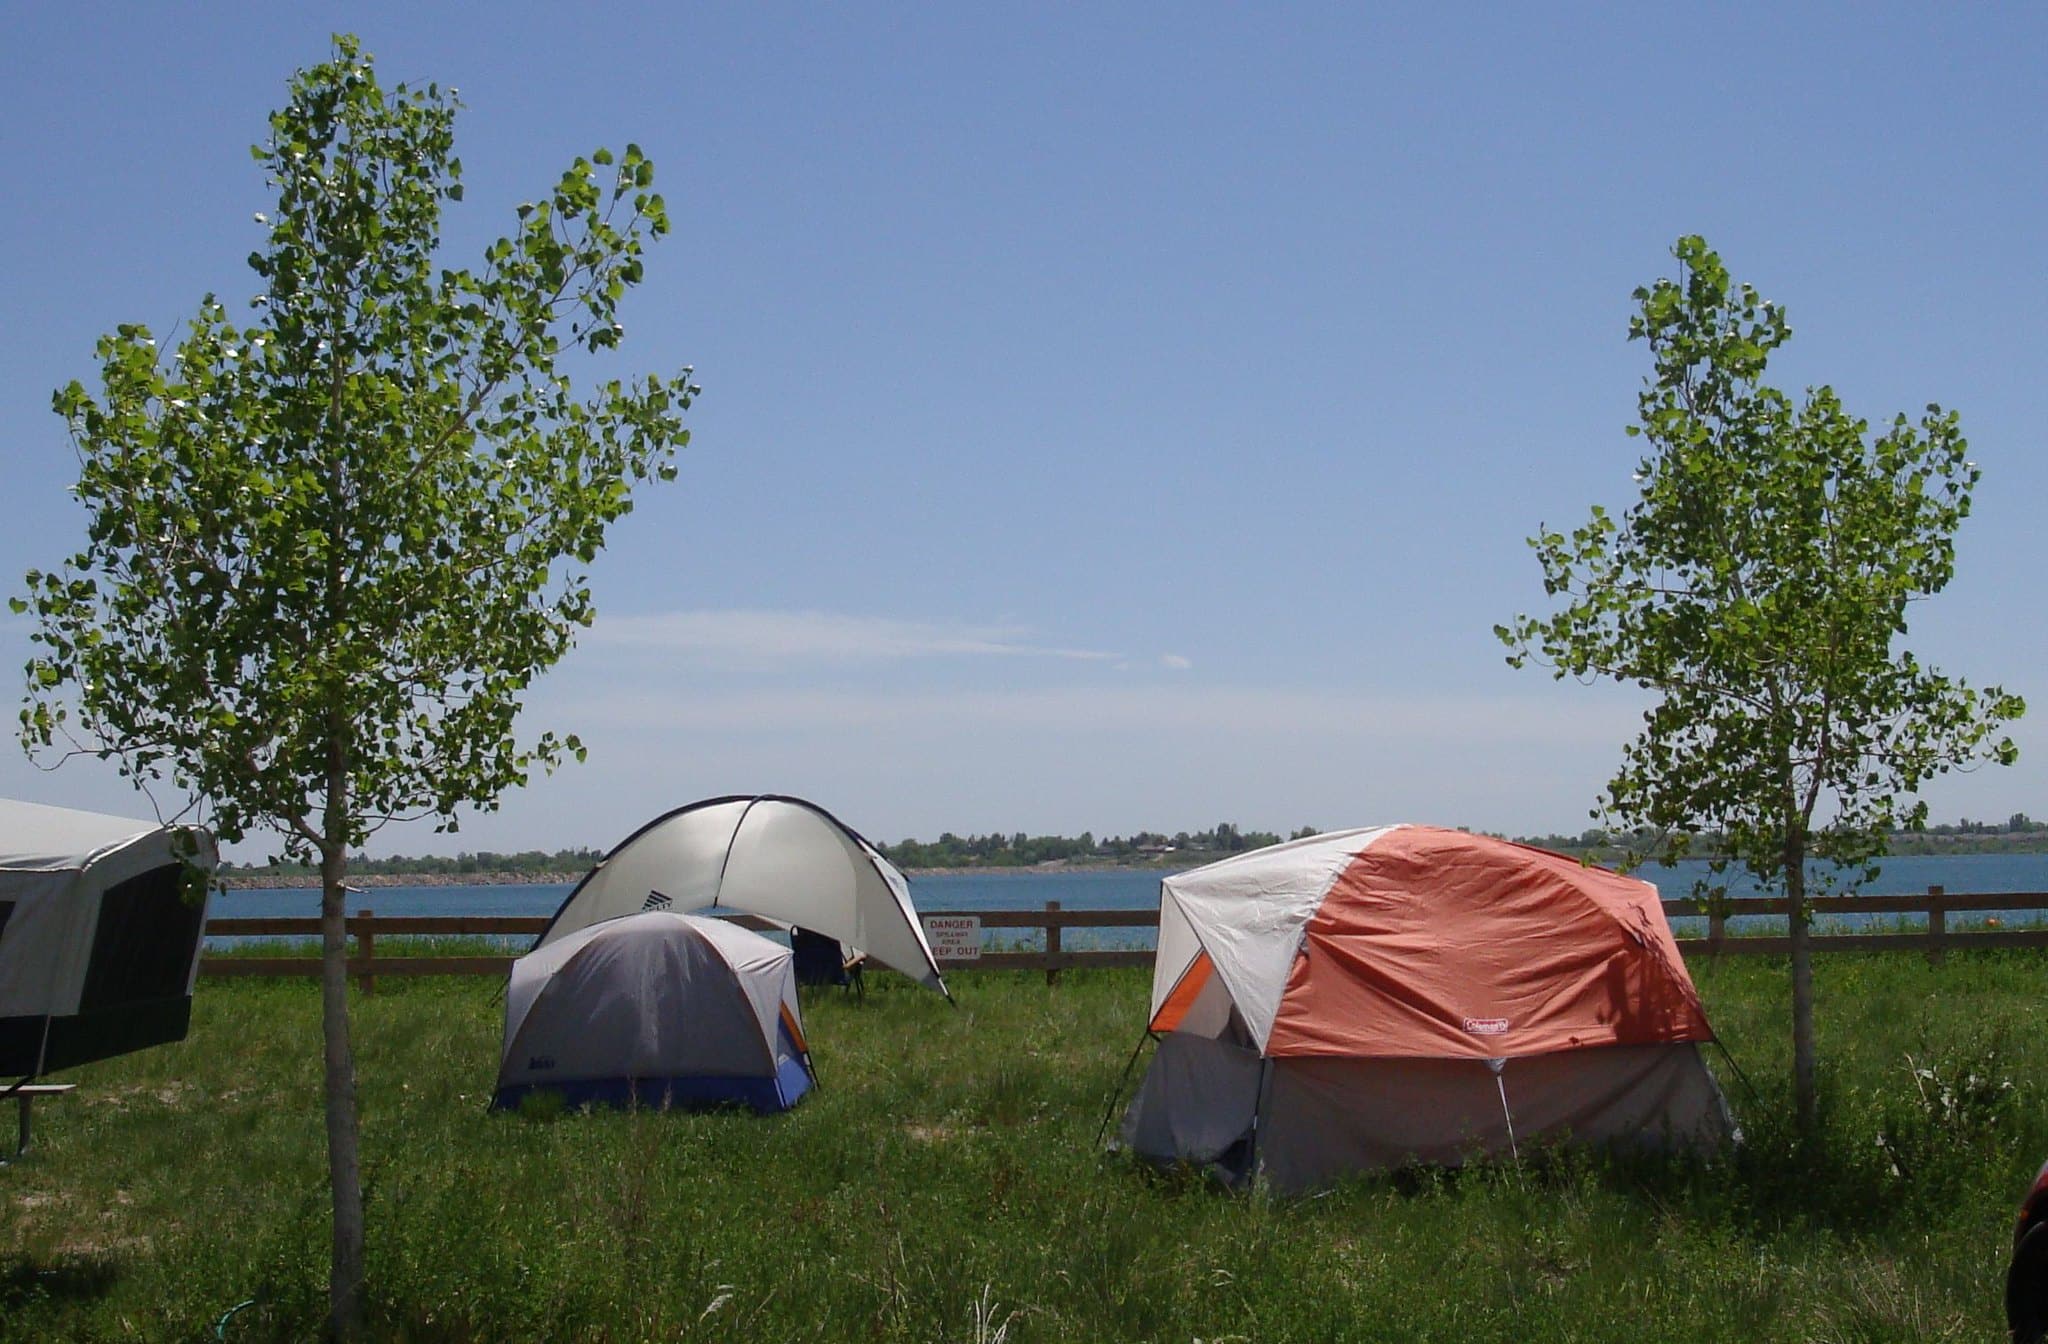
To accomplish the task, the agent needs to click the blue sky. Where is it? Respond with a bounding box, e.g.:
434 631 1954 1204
3 5 2045 858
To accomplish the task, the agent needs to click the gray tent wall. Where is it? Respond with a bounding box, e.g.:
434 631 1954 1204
0 799 216 1079
1120 1033 1733 1191
1252 1045 1731 1189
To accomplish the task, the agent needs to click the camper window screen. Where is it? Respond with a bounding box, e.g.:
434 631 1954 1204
79 865 206 1009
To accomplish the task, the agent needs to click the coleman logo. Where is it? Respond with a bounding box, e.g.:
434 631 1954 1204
1462 1018 1510 1035
527 1055 556 1071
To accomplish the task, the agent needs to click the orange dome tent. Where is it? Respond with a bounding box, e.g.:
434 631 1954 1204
1120 825 1734 1190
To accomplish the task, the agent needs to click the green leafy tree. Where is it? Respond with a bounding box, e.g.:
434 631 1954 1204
14 37 692 1338
1497 236 2021 1128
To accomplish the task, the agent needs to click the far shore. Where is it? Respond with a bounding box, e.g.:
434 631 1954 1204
211 829 2048 891
215 858 1194 889
216 870 587 890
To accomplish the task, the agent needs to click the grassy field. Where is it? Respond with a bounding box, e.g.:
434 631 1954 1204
4 952 2046 1342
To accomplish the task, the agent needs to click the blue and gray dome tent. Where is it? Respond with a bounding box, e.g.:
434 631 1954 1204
493 911 812 1113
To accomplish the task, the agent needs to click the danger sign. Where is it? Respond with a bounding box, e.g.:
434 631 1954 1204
923 915 982 961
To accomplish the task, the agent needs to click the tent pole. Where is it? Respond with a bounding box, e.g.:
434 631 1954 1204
1094 1031 1156 1149
708 795 765 908
1710 1037 1763 1108
1488 1058 1519 1163
1245 1058 1274 1189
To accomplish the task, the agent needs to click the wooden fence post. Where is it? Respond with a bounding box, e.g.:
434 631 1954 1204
1926 886 1945 968
1707 901 1726 957
358 908 375 995
1045 901 1061 987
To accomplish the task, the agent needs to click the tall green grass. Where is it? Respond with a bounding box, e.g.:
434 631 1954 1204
4 953 2045 1341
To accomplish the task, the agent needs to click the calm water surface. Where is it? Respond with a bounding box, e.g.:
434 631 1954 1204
210 852 2048 950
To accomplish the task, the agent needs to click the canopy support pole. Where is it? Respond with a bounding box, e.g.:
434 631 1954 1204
708 796 766 908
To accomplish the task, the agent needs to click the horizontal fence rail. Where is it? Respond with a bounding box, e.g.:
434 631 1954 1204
199 886 2048 990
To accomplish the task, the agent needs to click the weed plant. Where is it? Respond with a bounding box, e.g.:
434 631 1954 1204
3 954 2045 1341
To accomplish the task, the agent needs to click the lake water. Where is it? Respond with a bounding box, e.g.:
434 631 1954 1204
209 851 2048 952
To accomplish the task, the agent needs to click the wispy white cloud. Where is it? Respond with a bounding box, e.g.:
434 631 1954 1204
491 680 1667 843
555 680 1642 745
587 609 1119 664
1160 653 1193 671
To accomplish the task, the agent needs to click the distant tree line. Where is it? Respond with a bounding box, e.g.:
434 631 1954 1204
1880 813 2048 855
1932 813 2047 835
877 822 1323 869
1518 814 2048 859
219 847 604 878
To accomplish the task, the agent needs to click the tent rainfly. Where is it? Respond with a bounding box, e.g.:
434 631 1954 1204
1120 825 1734 1191
494 911 813 1113
0 799 216 1080
534 795 949 995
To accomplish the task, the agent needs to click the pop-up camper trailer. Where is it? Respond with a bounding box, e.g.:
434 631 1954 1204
0 799 215 1080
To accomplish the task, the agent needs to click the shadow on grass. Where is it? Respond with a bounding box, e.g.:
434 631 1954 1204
1108 1148 1250 1200
0 1252 122 1311
1103 1049 2040 1244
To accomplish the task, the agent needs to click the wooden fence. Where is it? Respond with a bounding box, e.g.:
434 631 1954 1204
199 886 2048 991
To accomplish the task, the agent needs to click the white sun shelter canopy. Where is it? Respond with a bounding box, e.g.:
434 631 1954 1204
0 798 216 1079
535 795 948 995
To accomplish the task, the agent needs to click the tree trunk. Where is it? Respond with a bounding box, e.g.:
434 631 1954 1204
319 796 365 1338
1786 857 1818 1130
